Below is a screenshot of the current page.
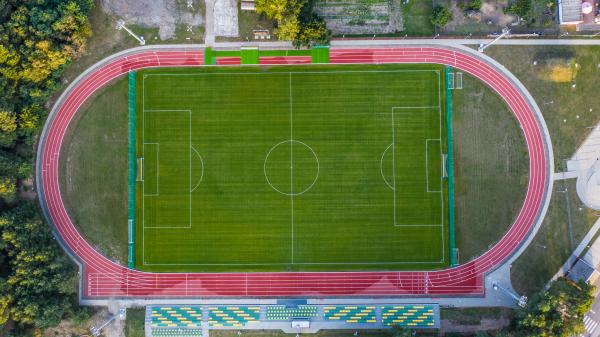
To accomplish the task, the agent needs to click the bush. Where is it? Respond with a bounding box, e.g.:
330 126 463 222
506 0 532 19
430 5 453 27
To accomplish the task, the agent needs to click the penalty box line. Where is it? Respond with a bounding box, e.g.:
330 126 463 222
139 70 446 267
141 82 193 265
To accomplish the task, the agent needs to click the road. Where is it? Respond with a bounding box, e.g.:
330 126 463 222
581 279 600 337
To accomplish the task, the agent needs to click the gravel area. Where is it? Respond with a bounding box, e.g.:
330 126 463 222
101 0 203 40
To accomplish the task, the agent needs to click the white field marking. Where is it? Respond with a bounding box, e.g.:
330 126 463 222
144 69 439 77
190 146 204 192
390 107 443 228
438 70 445 263
384 70 446 263
137 157 144 181
391 108 397 227
141 111 192 228
140 99 193 266
139 67 447 267
380 143 394 190
425 139 442 193
289 72 294 264
142 143 159 196
142 259 446 266
263 140 320 197
142 75 146 264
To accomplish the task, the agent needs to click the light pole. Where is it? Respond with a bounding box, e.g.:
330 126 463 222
478 27 510 53
116 19 145 45
493 280 528 307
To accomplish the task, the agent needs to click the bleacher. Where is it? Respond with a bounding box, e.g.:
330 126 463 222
381 305 436 328
323 306 377 323
208 306 261 327
266 305 318 320
151 328 203 337
149 306 202 328
144 303 439 334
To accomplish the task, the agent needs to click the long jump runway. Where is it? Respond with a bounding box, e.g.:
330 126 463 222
36 46 552 298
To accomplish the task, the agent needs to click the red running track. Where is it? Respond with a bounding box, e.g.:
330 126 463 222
37 46 550 298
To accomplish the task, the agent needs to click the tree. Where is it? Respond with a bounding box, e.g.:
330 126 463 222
275 15 301 41
0 202 77 329
430 5 453 28
0 177 16 199
506 0 532 19
293 19 331 48
255 0 331 48
515 277 594 337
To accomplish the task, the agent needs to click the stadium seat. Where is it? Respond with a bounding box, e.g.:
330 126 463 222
266 305 318 320
208 306 261 327
149 306 202 328
381 305 436 328
323 306 376 323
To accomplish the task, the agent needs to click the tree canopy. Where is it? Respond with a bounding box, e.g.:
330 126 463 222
255 0 331 48
430 5 453 28
514 277 594 337
0 0 93 332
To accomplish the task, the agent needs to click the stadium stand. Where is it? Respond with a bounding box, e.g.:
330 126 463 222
149 306 202 328
323 306 377 323
381 305 436 328
266 305 318 320
208 306 261 327
151 328 203 337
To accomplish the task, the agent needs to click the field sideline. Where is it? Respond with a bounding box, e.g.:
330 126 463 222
134 64 449 272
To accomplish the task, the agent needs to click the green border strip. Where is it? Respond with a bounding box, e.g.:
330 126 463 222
127 71 136 269
445 66 456 266
241 47 259 64
311 46 330 63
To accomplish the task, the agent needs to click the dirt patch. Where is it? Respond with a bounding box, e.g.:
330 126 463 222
44 308 111 337
101 0 203 40
442 1 517 33
440 318 511 335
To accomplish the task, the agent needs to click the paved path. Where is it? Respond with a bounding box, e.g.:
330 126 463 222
210 38 600 49
36 43 553 308
204 0 215 45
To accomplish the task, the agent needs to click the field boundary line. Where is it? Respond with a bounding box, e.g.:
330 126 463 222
141 73 194 266
143 69 440 77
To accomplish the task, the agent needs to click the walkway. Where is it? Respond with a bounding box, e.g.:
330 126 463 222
36 43 553 306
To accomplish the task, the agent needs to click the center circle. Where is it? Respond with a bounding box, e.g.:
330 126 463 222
264 140 319 196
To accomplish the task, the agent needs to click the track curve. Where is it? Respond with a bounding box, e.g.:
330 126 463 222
36 45 552 298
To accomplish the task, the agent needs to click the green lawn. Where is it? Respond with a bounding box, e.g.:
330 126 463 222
59 77 128 264
484 46 600 294
135 64 448 272
125 308 146 337
452 73 528 262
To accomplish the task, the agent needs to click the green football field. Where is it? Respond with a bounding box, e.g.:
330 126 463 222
134 64 449 272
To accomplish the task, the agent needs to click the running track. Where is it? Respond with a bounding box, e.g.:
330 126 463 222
37 46 551 298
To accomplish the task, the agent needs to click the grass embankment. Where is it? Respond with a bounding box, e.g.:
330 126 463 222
452 73 528 262
400 0 434 36
485 45 600 295
125 308 146 337
59 77 128 263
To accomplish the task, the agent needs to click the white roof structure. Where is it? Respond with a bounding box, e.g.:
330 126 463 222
559 0 584 24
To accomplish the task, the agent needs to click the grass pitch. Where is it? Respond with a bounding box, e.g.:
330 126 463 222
135 64 448 272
